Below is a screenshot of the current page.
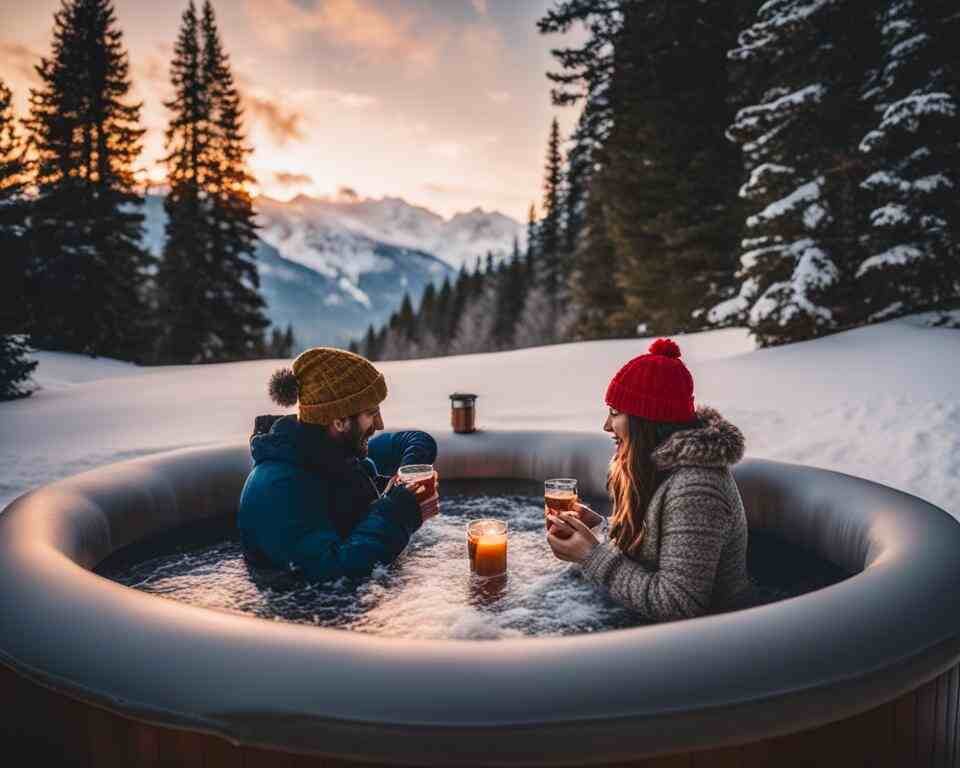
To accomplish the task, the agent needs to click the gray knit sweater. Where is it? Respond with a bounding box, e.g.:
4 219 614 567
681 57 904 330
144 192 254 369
581 406 750 622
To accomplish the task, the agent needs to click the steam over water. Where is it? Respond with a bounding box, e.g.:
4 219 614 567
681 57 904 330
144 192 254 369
103 490 643 640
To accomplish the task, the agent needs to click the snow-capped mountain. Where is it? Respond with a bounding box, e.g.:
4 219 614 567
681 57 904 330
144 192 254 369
255 193 525 273
140 195 459 348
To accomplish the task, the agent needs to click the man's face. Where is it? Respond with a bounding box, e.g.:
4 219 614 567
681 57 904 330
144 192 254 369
344 406 384 458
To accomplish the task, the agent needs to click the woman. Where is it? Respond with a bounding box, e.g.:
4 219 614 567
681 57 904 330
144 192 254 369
546 338 750 622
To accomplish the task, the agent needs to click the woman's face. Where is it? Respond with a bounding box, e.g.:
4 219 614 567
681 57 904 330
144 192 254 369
603 407 630 452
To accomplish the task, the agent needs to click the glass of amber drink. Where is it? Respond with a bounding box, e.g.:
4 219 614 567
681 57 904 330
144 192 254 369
398 464 437 501
545 478 579 539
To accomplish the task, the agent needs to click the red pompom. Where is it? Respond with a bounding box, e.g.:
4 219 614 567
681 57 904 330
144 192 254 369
648 338 681 359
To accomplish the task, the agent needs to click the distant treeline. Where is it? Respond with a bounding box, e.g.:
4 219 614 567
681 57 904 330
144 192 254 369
1 0 291 400
355 0 960 362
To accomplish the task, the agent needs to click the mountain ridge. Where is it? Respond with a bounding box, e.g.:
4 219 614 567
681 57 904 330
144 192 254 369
140 193 520 348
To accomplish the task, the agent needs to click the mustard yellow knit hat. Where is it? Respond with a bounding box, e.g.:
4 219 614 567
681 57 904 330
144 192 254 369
267 347 387 425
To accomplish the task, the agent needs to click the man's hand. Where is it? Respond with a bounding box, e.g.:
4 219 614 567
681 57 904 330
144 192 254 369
415 488 440 522
403 470 440 523
546 512 599 563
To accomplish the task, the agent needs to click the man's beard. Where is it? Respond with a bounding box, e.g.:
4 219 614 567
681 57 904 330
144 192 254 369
344 417 375 458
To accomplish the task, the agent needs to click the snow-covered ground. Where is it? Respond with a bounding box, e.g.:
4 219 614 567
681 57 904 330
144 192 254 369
1 316 958 519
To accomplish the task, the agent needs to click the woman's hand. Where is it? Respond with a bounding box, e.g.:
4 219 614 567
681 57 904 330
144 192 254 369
545 502 598 539
546 512 599 563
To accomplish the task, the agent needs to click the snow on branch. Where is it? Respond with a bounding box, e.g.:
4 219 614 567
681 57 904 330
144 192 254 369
860 93 958 151
730 0 836 61
857 244 924 277
746 177 824 229
748 239 837 327
870 203 911 228
739 163 795 199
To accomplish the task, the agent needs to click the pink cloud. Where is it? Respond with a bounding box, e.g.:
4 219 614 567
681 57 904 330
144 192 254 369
244 0 444 71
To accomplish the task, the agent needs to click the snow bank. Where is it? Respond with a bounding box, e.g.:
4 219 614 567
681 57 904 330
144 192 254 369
2 319 958 519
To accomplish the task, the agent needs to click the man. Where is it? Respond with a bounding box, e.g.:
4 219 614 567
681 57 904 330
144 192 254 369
238 347 439 581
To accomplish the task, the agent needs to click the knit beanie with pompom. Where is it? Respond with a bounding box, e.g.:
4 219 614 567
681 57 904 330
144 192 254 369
604 338 695 422
267 347 387 425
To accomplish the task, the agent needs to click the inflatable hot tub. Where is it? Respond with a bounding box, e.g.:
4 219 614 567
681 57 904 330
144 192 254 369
1 430 960 767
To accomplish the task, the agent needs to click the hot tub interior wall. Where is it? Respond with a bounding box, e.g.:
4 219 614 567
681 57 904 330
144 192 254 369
1 435 959 766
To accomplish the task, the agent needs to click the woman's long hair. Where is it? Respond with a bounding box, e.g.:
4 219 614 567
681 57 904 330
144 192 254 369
607 416 660 557
607 415 701 557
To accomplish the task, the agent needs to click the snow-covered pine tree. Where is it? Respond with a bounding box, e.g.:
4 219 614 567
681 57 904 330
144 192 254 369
0 79 37 399
24 0 151 360
856 0 960 323
449 277 498 356
200 0 269 359
710 0 882 346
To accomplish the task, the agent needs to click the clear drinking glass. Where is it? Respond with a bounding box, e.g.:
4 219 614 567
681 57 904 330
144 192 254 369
544 478 606 541
544 478 578 516
397 464 436 500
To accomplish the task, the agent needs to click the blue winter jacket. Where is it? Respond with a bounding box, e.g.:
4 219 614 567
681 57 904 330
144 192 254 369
237 415 437 582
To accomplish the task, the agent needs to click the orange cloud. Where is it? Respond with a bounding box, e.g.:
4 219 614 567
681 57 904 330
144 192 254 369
244 0 443 71
274 171 313 186
0 41 42 81
244 92 306 145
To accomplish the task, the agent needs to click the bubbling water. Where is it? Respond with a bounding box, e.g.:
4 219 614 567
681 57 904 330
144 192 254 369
104 492 642 640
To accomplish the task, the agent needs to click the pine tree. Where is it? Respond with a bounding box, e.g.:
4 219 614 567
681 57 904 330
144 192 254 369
538 0 620 136
540 117 565 307
200 0 269 358
568 185 629 339
0 335 37 400
538 0 627 342
709 0 882 346
449 278 497 356
157 0 208 362
24 0 151 359
447 264 471 345
434 276 454 354
268 326 284 356
492 236 526 348
158 0 268 363
413 282 442 358
0 79 36 399
0 78 29 336
525 203 539 284
397 292 416 344
855 0 960 322
362 324 378 360
596 0 750 337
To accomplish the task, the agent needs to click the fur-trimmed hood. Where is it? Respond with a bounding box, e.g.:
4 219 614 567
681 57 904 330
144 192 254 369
651 406 745 470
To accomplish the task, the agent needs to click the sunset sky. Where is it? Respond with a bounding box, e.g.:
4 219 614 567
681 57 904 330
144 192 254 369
0 0 586 220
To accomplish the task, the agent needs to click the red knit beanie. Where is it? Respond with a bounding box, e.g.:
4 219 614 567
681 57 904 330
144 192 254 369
604 338 695 422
